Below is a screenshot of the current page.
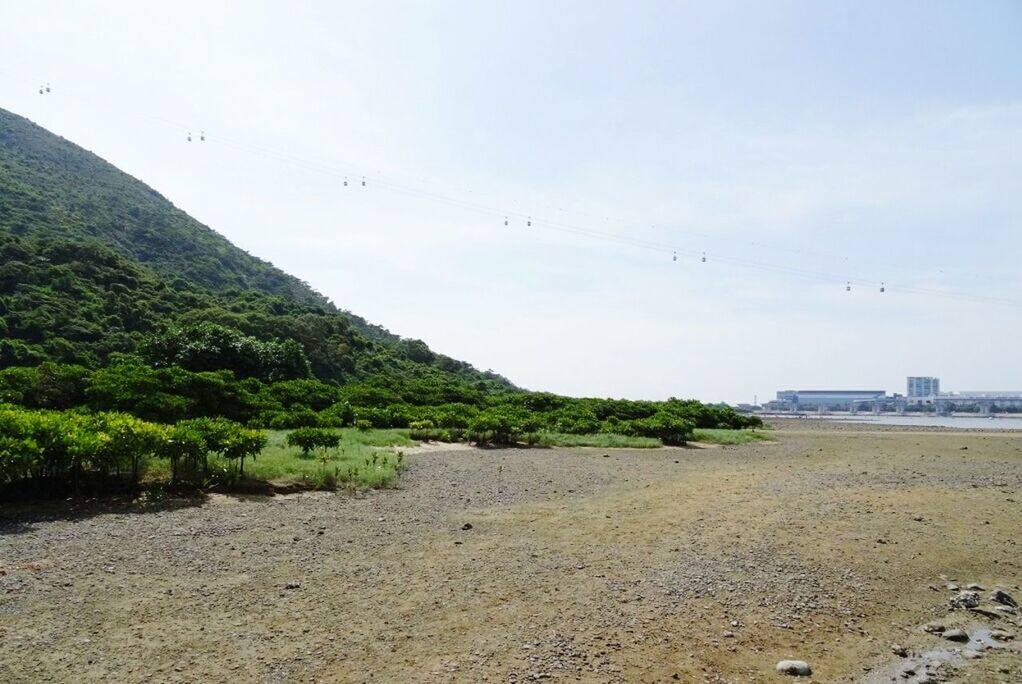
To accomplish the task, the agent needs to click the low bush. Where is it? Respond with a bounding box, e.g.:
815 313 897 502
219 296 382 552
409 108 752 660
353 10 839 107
286 427 341 457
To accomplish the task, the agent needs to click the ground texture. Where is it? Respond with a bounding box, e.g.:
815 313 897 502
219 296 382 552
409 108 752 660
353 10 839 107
2 425 1021 683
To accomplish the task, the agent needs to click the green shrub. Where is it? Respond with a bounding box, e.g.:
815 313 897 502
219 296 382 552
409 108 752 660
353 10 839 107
286 427 341 457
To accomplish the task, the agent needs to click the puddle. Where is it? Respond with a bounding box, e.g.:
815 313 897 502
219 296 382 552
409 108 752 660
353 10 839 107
856 627 1016 684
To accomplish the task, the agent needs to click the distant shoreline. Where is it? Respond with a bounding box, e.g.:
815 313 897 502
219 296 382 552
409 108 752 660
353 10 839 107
767 415 1022 432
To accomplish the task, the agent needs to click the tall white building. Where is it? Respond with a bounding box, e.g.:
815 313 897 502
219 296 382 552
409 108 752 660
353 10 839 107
907 376 940 397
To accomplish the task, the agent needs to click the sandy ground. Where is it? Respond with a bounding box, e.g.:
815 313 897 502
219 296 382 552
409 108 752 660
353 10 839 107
1 424 1021 683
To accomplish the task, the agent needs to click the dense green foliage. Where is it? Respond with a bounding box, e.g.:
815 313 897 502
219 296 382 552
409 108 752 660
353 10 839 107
0 105 762 484
0 406 408 494
0 405 264 492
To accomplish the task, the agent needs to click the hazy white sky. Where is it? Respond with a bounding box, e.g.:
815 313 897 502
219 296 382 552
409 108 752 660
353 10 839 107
2 1 1021 402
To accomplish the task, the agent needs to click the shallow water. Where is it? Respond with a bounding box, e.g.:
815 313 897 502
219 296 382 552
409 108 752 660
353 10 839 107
807 415 1022 430
856 627 1013 683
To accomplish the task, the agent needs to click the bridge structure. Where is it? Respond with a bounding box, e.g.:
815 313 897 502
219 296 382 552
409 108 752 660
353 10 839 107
849 394 1022 416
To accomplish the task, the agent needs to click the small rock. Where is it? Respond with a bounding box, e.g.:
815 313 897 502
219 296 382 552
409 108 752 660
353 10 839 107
922 622 946 634
911 515 924 522
946 583 959 591
891 644 908 657
962 650 982 660
988 629 1014 642
990 589 1018 608
285 581 301 590
949 590 980 610
943 629 969 642
775 660 812 676
461 523 473 531
965 583 985 591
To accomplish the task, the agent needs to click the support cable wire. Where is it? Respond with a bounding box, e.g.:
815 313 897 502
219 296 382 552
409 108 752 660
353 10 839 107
1 70 1019 309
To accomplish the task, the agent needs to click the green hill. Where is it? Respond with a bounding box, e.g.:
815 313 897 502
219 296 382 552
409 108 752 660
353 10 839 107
0 106 758 445
0 107 510 393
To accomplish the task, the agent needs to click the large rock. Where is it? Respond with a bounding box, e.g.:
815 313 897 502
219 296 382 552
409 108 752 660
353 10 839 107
776 660 812 676
943 629 969 642
991 589 1018 608
949 590 980 610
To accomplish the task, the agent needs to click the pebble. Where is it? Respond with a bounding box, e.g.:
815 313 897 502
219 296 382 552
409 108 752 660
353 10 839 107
775 660 812 676
461 523 473 530
922 622 945 634
891 644 908 657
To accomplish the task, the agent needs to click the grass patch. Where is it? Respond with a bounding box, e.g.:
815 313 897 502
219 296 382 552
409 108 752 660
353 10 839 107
692 428 775 445
533 432 663 448
147 428 416 491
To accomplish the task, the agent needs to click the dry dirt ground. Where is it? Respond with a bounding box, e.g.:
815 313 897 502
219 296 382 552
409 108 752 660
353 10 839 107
2 424 1021 683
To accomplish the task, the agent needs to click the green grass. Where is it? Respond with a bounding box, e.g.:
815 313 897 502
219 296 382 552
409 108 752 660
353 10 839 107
142 428 416 491
533 432 663 448
244 429 413 489
691 428 775 445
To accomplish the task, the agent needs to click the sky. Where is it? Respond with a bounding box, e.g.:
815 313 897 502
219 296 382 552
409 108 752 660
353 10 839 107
1 1 1021 403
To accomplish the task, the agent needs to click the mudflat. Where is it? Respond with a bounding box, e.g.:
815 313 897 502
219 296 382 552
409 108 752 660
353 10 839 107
2 424 1020 683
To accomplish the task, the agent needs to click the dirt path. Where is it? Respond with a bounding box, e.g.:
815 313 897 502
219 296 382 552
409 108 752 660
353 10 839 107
2 427 1021 683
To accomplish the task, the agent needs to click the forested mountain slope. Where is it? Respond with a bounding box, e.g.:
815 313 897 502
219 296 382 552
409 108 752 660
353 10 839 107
0 107 511 393
0 107 757 443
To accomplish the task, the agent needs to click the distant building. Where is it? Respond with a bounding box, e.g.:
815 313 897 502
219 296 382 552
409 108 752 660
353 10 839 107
907 376 940 397
770 389 886 411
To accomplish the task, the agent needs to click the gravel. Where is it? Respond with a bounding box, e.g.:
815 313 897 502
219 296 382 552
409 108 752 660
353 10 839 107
1 425 1020 683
